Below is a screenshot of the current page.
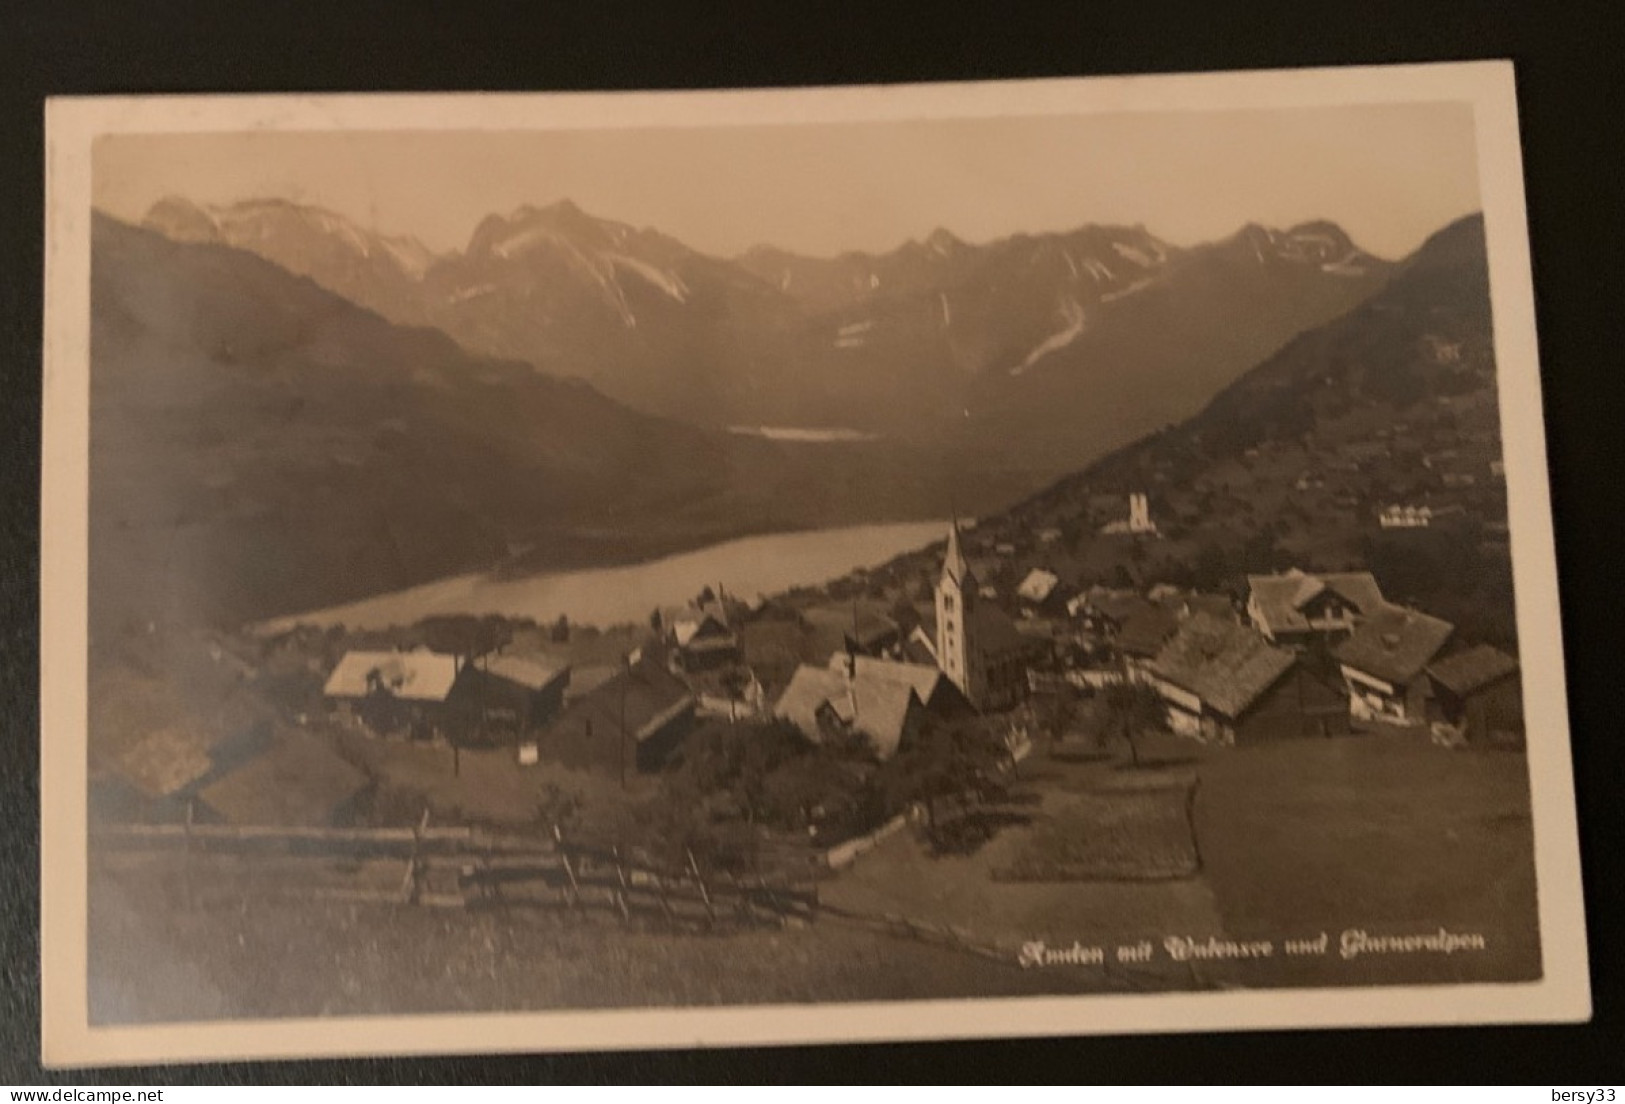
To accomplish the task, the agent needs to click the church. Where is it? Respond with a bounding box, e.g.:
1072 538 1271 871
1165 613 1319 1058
932 521 1043 712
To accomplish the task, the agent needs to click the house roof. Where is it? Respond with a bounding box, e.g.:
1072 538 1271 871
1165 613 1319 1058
323 648 459 702
116 724 218 800
975 604 1037 658
1083 587 1149 626
1247 570 1386 635
483 654 569 691
851 655 947 701
1017 568 1061 604
1334 603 1455 686
1150 614 1298 720
196 731 368 826
900 626 939 666
570 658 696 743
1427 645 1519 697
775 656 951 759
1117 605 1181 658
565 664 618 701
1183 593 1238 622
847 610 901 648
662 605 732 647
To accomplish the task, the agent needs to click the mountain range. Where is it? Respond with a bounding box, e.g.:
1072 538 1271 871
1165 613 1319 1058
89 216 987 632
107 197 1489 635
142 197 1392 480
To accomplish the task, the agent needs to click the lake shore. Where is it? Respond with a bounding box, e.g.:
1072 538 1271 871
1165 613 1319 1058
256 519 949 635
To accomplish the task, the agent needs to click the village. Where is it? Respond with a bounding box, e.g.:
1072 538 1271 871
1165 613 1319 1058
88 466 1528 927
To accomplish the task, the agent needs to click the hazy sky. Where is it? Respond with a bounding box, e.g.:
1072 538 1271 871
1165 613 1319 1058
93 102 1480 261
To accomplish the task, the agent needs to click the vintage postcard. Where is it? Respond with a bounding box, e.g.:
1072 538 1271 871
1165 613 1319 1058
40 61 1589 1066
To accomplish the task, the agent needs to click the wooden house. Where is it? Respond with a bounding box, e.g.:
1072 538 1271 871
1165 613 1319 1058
540 657 697 775
1246 569 1386 648
452 653 570 743
1426 645 1523 746
1334 604 1455 725
1148 614 1350 746
660 601 741 671
323 647 462 740
773 654 971 761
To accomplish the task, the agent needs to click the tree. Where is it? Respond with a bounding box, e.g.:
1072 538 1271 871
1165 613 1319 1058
1037 686 1079 750
1099 679 1168 769
875 716 1008 837
551 613 570 643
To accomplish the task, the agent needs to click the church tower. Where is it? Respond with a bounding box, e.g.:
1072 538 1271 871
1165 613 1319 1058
935 520 985 706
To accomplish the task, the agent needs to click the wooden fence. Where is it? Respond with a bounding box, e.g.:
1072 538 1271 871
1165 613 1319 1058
93 820 818 930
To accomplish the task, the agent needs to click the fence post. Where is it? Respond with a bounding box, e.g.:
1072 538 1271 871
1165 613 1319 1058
554 824 582 911
1184 777 1204 875
611 846 632 922
400 807 429 904
686 848 717 927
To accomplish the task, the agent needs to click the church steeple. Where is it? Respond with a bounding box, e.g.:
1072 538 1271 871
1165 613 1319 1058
941 517 974 589
935 519 984 707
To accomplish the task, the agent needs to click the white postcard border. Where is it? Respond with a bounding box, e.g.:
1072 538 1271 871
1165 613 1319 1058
40 60 1591 1068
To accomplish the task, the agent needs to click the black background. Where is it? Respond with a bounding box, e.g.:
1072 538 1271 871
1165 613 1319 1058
4 0 1623 1085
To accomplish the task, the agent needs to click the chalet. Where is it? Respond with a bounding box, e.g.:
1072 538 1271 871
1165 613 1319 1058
660 601 740 671
979 605 1048 709
323 647 462 740
1334 604 1455 725
1016 568 1065 614
540 657 697 775
194 730 368 827
1148 615 1350 746
1245 569 1386 648
1176 592 1239 624
1426 645 1523 746
453 653 571 742
773 654 971 760
844 610 903 658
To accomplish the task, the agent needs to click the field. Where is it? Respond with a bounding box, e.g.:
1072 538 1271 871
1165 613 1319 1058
814 726 1539 991
85 725 1539 1023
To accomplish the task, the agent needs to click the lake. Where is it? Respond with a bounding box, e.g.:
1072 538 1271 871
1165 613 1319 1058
260 519 948 633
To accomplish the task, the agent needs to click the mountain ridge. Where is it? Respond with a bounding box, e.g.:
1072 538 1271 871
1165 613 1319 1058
89 214 998 633
136 196 1392 484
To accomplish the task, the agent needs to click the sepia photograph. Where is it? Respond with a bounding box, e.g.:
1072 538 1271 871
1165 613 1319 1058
38 62 1588 1066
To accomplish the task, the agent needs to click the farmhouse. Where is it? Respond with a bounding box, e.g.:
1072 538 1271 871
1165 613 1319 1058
773 653 971 760
844 610 904 658
323 647 462 740
1426 644 1523 746
1334 604 1455 725
1016 568 1064 613
1148 614 1350 745
453 653 571 742
540 656 697 775
660 600 740 671
1245 569 1386 647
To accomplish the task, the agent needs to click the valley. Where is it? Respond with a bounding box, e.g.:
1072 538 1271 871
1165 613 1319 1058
141 197 1391 481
